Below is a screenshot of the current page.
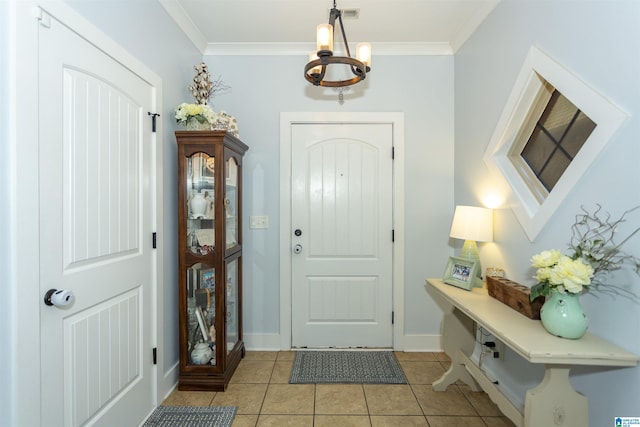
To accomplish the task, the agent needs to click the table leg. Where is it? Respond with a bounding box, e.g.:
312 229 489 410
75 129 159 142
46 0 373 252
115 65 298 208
524 365 588 427
433 307 480 392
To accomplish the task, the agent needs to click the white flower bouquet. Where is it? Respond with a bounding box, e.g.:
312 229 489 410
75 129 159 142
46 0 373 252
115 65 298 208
175 103 217 128
530 250 593 298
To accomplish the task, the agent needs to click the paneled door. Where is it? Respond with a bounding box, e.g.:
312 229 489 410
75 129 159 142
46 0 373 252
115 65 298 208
38 10 155 426
291 123 393 348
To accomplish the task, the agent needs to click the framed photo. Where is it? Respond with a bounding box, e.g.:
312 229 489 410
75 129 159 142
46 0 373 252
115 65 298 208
199 268 215 289
201 155 215 188
443 256 480 290
189 153 214 191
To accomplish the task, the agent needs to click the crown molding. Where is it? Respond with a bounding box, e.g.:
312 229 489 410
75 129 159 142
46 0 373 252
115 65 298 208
158 0 208 53
449 0 500 52
203 42 453 56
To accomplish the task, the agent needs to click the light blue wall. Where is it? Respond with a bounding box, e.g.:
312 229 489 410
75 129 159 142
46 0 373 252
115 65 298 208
204 54 455 339
455 0 640 424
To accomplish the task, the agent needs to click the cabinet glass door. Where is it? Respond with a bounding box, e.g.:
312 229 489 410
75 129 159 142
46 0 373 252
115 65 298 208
187 152 215 255
186 262 217 366
225 257 239 354
225 157 239 249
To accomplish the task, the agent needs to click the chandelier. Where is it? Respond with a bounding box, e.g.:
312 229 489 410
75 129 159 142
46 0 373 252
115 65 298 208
304 1 372 87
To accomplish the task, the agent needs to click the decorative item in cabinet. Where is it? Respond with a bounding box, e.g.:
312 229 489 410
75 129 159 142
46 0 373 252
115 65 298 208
176 130 248 391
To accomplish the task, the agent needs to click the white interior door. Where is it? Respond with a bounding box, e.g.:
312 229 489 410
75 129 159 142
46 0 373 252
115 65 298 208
38 11 155 427
291 123 394 348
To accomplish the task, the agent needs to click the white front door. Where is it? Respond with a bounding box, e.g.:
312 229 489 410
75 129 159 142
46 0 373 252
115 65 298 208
38 11 155 427
291 123 394 348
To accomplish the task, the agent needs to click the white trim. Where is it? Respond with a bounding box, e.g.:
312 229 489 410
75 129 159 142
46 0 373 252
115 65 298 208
483 46 628 241
279 112 405 351
449 0 500 52
402 334 443 352
12 2 164 424
244 333 282 351
203 41 454 56
158 0 208 53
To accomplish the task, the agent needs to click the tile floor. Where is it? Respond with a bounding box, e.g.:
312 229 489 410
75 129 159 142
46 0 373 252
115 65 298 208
162 351 516 427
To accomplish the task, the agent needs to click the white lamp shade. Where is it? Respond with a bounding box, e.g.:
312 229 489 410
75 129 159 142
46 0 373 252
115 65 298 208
449 205 493 242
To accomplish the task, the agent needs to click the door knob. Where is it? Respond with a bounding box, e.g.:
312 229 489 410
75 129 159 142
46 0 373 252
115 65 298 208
293 244 303 254
44 289 75 307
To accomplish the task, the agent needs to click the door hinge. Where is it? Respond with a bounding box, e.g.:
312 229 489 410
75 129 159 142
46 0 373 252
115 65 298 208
392 229 395 242
153 348 157 365
152 232 157 249
148 112 160 133
392 146 395 159
392 311 394 325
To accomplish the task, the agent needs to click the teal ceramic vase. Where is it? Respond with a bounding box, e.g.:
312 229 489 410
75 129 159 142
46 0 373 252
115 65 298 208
540 289 588 339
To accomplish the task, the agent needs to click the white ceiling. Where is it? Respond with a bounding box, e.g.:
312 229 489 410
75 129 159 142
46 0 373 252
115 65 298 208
159 0 500 56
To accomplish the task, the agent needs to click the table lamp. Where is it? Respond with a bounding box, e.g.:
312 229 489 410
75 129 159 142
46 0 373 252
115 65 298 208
449 205 493 285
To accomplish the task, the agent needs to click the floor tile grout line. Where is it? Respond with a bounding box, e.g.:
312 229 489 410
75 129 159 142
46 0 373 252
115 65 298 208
163 351 514 426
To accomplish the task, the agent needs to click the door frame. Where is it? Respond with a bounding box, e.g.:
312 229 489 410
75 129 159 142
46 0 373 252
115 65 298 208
9 2 163 425
279 112 405 350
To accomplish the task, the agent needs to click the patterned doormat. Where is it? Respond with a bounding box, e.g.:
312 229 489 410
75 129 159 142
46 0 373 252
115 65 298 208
142 406 237 427
289 351 407 384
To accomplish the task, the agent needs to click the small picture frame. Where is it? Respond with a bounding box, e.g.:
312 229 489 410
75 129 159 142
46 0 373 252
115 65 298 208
199 268 215 289
443 256 481 290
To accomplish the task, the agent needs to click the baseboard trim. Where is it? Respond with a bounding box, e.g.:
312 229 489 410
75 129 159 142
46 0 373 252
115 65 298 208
158 361 179 404
244 333 282 351
402 334 442 352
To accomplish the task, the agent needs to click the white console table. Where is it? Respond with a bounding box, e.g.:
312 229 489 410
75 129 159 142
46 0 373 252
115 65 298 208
426 278 638 427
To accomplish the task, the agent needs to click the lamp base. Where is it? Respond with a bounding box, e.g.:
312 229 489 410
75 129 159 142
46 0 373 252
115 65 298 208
460 240 483 287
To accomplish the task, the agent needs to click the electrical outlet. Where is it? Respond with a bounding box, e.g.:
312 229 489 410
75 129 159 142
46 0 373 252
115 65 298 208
483 341 502 359
495 341 505 359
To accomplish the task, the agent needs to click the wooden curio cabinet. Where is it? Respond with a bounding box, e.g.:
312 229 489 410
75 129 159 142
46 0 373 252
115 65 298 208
176 130 248 391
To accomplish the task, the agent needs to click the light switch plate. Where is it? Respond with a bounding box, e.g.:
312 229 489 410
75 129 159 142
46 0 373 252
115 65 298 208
250 215 269 229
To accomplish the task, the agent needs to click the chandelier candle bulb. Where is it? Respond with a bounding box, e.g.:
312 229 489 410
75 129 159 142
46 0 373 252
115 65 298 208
356 43 371 67
308 52 322 75
316 23 333 52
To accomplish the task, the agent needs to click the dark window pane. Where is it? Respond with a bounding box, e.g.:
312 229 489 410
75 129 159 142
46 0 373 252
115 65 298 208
539 91 578 141
539 151 571 191
518 89 595 194
561 112 596 157
521 128 556 174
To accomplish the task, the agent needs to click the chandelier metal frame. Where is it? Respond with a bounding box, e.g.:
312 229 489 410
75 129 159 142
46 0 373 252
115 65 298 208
304 1 371 87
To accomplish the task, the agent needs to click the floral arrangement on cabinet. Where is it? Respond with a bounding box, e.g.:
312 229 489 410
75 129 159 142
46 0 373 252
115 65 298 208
175 62 240 136
530 205 640 301
175 102 218 130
